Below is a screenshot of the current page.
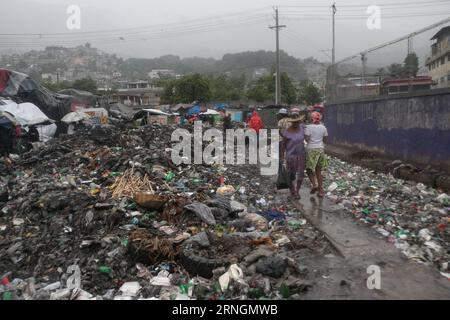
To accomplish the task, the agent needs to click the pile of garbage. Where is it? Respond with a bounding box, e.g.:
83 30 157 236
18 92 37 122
324 157 449 275
0 123 330 300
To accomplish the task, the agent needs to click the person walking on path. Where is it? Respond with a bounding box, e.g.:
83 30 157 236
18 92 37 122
280 113 306 199
223 113 232 131
247 110 264 134
305 111 328 198
277 108 290 136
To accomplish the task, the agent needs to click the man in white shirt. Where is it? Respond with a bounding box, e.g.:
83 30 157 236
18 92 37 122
305 112 328 198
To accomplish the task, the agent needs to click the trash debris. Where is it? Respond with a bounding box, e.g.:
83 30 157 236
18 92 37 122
325 157 450 269
119 282 142 296
217 185 236 196
184 203 216 225
254 255 287 278
0 121 330 300
218 264 244 292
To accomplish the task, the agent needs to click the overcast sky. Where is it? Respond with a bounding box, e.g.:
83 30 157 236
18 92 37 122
0 0 449 62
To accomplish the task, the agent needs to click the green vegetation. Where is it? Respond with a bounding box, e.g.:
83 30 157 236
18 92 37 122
388 52 419 78
298 80 323 105
41 77 98 94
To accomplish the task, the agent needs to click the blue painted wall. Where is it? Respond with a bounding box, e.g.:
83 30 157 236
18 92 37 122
325 89 450 171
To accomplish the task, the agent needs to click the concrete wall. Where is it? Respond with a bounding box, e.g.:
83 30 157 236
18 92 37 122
325 88 450 172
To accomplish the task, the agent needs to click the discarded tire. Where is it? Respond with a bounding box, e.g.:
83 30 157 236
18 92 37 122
180 243 229 279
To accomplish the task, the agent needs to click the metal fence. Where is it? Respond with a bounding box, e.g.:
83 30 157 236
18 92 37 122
326 17 450 103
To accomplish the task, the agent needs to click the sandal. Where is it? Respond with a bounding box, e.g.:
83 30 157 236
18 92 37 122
318 189 325 198
310 187 318 194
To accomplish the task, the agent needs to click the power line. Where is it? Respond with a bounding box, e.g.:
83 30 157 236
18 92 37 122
0 16 270 46
0 6 272 37
280 12 450 20
335 16 450 64
279 0 450 9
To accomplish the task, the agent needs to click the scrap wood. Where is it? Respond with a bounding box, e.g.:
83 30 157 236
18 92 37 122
251 237 274 247
110 168 154 198
129 229 178 263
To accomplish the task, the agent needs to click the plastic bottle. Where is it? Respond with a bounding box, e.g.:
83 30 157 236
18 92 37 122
165 171 175 182
99 266 112 274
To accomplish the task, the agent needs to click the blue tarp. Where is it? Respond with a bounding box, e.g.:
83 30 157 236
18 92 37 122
186 105 201 116
233 112 242 122
214 103 228 111
0 116 13 128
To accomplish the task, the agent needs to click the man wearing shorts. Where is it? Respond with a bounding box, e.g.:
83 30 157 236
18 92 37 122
305 111 328 198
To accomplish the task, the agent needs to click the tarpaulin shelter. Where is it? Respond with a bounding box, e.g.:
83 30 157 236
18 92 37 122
0 69 71 121
61 111 91 124
214 103 228 111
171 103 193 113
0 99 57 142
0 100 54 126
200 109 221 116
58 89 108 110
186 105 201 116
109 103 137 120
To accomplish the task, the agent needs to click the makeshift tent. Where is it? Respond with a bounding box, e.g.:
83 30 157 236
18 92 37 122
214 103 228 111
0 100 54 126
0 69 71 121
58 89 108 109
200 109 221 115
61 111 91 123
186 105 201 116
172 103 193 112
37 124 57 143
142 109 170 116
133 109 170 120
109 103 137 120
0 69 35 95
77 108 109 125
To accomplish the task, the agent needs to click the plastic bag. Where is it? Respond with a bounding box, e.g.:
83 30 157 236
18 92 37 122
276 163 291 190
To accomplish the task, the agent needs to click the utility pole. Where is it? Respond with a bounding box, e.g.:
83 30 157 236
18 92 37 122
329 3 337 101
407 35 413 92
270 7 286 105
332 3 337 66
361 53 367 98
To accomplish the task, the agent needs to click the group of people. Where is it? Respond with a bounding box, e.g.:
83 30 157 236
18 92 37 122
278 108 328 199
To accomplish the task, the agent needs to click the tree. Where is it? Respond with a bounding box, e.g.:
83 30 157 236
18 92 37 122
160 80 177 104
209 74 246 101
404 52 419 77
246 72 298 104
247 75 274 103
72 78 98 93
388 63 405 78
174 74 211 103
388 52 419 78
41 80 71 92
281 73 297 105
298 81 322 106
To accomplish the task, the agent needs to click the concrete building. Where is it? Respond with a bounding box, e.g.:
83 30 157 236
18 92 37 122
111 80 163 107
253 68 269 79
41 73 59 84
381 76 435 95
148 69 176 79
426 26 450 88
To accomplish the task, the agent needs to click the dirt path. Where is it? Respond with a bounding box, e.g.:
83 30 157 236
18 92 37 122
283 186 450 299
